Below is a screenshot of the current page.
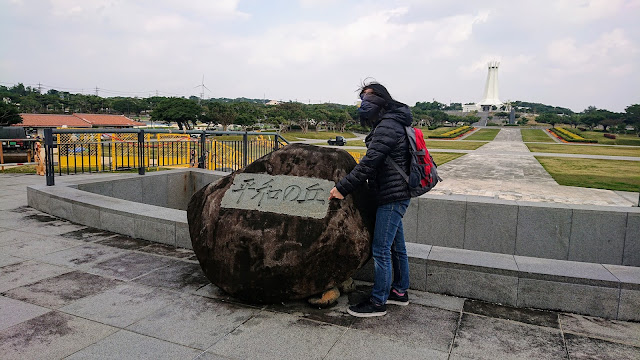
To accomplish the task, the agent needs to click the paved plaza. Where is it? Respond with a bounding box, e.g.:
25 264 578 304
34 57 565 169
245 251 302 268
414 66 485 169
1 128 639 359
428 128 638 206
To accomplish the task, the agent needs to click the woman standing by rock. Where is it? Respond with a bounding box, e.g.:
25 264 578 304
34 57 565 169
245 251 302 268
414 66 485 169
329 82 413 317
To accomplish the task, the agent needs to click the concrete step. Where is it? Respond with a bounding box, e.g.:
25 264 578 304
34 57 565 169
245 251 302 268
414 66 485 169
354 244 640 321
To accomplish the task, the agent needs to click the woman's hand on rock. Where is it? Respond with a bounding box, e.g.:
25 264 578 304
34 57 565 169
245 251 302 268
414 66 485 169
329 187 344 200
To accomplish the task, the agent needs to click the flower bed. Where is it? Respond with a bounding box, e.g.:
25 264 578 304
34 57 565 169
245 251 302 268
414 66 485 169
550 128 598 143
429 126 474 139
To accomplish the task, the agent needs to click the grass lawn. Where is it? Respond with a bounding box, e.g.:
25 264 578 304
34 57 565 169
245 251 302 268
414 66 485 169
345 140 365 147
424 140 486 150
536 157 640 192
280 131 357 142
572 130 640 146
521 129 556 143
344 149 464 166
526 143 640 157
464 129 500 141
432 152 465 165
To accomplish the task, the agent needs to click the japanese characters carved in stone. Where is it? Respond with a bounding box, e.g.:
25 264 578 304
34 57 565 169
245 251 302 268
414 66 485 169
187 143 374 303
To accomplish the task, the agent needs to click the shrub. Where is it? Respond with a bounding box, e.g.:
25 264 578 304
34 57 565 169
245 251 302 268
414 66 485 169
486 122 500 126
604 133 616 139
550 128 598 143
429 126 473 138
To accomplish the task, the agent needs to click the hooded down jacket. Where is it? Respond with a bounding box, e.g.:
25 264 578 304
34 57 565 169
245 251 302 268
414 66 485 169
336 102 412 205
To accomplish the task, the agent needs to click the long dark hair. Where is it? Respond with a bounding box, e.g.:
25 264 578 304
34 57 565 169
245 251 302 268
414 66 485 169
358 81 403 109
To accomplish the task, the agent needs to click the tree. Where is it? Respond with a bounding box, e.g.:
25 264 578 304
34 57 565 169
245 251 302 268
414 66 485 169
232 102 264 130
203 102 237 130
0 102 22 126
151 97 201 130
579 112 604 130
268 102 304 133
536 113 561 128
599 118 623 132
112 98 142 116
444 103 462 111
19 94 41 113
625 104 640 136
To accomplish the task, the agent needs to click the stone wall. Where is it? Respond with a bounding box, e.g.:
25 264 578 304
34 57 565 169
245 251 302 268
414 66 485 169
27 169 639 267
404 194 640 266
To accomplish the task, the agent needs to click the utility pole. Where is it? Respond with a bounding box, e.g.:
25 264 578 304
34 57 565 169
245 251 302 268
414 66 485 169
95 86 99 96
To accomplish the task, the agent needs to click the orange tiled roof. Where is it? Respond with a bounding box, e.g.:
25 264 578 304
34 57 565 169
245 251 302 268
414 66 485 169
17 114 92 128
73 114 145 127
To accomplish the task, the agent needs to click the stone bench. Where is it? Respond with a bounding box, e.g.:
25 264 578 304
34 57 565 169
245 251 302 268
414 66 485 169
354 243 640 321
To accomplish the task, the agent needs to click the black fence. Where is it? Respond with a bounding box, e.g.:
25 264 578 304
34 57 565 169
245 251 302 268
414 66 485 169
44 128 288 186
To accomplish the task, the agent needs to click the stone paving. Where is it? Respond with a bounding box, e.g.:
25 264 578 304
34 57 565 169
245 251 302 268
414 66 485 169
1 174 639 359
2 130 640 359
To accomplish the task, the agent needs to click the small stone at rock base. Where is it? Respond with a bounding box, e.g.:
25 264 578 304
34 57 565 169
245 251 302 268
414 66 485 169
307 287 341 308
188 144 375 304
339 277 357 294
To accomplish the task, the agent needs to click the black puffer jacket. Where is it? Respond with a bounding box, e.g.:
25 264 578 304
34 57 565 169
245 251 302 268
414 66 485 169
336 103 412 205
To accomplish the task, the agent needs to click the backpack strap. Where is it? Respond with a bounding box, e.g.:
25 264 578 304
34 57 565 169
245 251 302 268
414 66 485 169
386 156 409 183
385 126 412 184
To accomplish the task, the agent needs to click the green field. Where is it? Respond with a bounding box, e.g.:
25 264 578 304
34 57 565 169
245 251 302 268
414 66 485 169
572 130 640 146
342 150 464 166
432 152 465 165
521 129 556 143
345 140 365 147
526 143 640 157
280 131 356 142
424 140 486 150
463 129 500 141
536 157 640 192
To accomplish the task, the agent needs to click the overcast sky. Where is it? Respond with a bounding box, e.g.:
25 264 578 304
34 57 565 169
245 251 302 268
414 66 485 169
1 0 639 112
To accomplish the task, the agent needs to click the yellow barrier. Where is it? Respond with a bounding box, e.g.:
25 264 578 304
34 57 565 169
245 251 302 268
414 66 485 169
54 130 363 172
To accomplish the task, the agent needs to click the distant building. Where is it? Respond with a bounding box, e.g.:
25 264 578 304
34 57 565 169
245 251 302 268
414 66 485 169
72 114 145 128
265 100 281 106
16 113 144 137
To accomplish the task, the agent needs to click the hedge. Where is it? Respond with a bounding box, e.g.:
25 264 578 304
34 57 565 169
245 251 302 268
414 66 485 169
429 126 474 139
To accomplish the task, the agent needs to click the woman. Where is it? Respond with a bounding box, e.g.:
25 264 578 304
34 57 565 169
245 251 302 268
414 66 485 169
329 82 413 317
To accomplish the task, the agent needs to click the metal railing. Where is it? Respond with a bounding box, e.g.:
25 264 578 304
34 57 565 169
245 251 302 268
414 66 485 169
44 128 288 186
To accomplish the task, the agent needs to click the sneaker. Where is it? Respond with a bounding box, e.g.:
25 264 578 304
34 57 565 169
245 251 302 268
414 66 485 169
347 299 387 317
386 288 409 306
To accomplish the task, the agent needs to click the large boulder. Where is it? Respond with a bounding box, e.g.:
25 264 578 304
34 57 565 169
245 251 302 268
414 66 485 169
187 143 375 303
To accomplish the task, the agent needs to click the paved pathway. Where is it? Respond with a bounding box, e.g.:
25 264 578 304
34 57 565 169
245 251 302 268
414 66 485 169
429 128 637 206
1 174 639 359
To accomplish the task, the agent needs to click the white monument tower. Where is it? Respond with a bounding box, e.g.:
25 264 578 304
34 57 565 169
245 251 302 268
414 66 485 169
477 61 502 111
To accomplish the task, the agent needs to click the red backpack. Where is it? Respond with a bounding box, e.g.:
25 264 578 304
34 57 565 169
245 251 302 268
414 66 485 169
388 126 441 197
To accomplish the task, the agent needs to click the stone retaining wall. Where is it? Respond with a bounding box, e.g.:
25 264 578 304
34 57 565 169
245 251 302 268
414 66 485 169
403 194 640 267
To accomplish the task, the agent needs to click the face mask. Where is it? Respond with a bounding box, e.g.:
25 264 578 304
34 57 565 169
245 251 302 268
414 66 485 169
358 93 386 127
